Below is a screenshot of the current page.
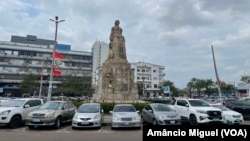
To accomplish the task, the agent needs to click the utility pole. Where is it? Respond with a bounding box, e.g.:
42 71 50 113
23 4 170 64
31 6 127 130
47 16 65 101
38 58 44 98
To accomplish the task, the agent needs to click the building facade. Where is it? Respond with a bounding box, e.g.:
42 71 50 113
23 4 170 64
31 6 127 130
131 62 165 97
91 41 109 87
0 35 92 97
237 83 250 97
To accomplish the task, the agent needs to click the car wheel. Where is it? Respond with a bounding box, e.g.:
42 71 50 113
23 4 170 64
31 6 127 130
189 115 198 125
153 119 157 125
54 117 61 129
9 115 21 129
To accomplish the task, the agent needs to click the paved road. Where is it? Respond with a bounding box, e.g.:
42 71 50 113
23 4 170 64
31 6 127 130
0 123 142 141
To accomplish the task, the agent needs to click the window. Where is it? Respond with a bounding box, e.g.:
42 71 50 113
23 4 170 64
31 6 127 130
153 70 156 72
144 105 152 111
25 100 42 107
154 84 157 88
177 100 188 107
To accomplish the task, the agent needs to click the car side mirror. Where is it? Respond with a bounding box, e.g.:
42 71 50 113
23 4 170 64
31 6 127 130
185 104 189 107
101 109 104 113
148 110 153 113
24 104 30 108
109 111 113 114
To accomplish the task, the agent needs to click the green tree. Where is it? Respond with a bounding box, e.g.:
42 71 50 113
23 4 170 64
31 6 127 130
20 74 39 95
203 79 217 97
54 75 93 97
220 82 235 94
187 78 215 97
241 75 250 83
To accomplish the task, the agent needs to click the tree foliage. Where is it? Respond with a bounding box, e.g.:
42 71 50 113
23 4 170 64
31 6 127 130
20 74 39 95
240 75 250 83
53 75 93 96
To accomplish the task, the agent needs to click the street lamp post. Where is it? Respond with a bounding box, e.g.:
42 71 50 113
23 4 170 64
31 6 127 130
47 16 65 101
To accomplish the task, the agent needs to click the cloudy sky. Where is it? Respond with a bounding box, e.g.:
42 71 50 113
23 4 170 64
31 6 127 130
1 0 250 89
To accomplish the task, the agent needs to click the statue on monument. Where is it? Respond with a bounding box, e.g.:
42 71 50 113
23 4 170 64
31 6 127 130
108 20 127 60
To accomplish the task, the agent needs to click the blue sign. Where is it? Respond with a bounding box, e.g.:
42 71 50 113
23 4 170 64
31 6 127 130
163 86 170 93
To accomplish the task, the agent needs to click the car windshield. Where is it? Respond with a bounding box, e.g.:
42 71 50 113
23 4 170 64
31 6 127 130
189 100 211 107
39 102 61 110
152 104 172 112
114 105 136 112
77 105 99 113
1 100 25 107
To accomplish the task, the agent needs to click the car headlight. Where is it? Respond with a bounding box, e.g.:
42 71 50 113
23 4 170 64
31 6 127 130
93 114 100 119
0 110 11 115
156 115 164 120
27 112 33 118
45 113 55 118
224 114 230 118
133 115 141 121
112 116 121 122
73 113 78 119
196 110 207 114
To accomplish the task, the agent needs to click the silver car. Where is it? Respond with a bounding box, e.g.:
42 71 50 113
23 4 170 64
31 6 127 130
110 104 141 129
25 101 76 129
141 103 181 125
72 103 104 129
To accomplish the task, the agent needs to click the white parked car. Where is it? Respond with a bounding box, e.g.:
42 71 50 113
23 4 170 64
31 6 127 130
0 98 44 128
110 104 141 129
212 105 244 125
72 103 104 129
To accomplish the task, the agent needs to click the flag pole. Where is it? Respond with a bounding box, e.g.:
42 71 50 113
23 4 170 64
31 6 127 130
211 45 222 105
47 16 65 101
38 57 44 98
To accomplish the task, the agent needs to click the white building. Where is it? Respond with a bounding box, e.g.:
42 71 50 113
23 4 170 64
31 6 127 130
237 83 250 97
0 35 92 97
91 41 109 87
131 62 165 97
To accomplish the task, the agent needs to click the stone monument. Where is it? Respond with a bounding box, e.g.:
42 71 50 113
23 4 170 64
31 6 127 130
93 20 139 102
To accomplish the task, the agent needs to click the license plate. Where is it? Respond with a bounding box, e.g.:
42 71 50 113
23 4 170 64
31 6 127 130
170 121 175 124
81 122 89 125
124 122 129 126
32 119 40 122
213 118 220 121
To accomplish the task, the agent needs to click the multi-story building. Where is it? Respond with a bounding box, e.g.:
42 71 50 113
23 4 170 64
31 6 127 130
0 35 92 97
131 62 165 97
91 41 109 87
